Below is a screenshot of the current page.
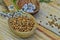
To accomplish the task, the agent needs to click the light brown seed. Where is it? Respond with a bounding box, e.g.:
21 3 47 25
9 16 35 32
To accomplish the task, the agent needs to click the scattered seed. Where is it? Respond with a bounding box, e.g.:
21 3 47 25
52 19 55 22
51 25 54 28
48 21 52 25
54 15 56 17
46 16 48 18
39 24 40 25
46 23 48 25
54 18 57 21
58 18 60 20
48 21 54 26
59 32 60 33
54 23 58 26
58 25 60 29
40 21 42 23
50 14 52 16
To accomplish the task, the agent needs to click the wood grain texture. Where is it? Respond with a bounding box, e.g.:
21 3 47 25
0 16 53 40
37 24 60 40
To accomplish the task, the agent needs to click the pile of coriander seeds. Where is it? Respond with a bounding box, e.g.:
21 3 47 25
8 15 35 32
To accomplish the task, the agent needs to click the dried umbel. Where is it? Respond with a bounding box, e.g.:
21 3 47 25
17 0 40 15
22 3 36 13
8 16 35 32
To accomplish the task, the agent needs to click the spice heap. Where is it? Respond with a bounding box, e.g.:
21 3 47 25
9 16 35 32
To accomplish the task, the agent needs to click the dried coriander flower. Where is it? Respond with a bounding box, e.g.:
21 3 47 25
17 0 40 15
22 3 36 13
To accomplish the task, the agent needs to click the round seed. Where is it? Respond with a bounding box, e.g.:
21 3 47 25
50 14 52 16
58 18 60 20
9 16 35 32
46 23 48 25
46 16 48 18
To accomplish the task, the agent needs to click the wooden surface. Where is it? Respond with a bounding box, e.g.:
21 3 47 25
37 24 60 40
0 13 59 40
0 2 60 40
0 16 53 40
34 3 60 40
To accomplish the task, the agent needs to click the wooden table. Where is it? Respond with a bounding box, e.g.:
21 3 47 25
0 2 60 40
